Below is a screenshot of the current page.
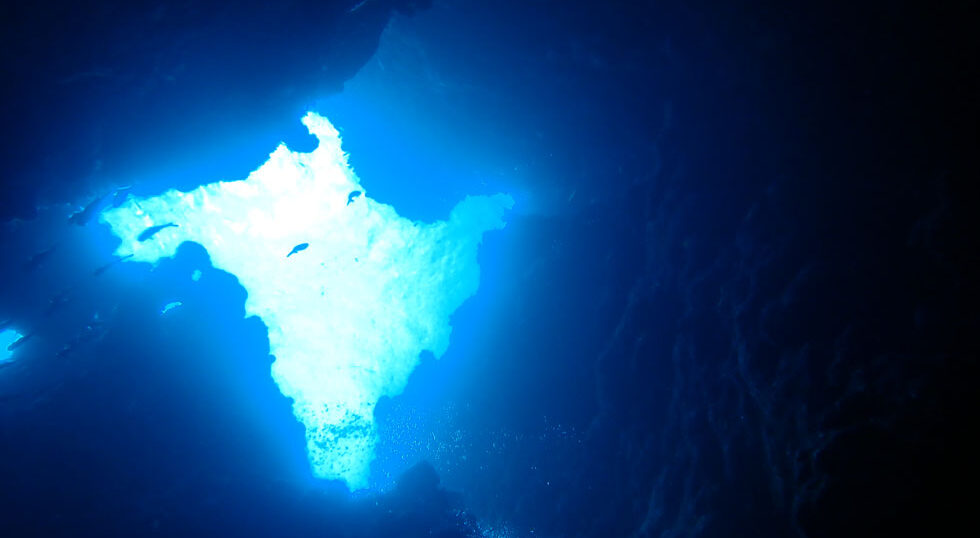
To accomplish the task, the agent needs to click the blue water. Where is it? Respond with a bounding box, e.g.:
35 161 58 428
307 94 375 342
1 1 975 536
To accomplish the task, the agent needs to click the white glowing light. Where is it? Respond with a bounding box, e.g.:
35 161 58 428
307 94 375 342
100 113 512 489
1 329 22 363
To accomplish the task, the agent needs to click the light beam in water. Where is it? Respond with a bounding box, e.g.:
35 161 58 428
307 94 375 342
100 112 512 489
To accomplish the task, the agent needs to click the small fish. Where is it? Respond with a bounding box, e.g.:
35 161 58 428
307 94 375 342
93 254 134 276
287 242 309 257
69 194 110 226
347 0 372 13
57 316 108 358
160 301 183 315
24 246 57 272
347 190 362 205
138 222 178 242
43 288 73 316
7 333 33 352
110 185 133 208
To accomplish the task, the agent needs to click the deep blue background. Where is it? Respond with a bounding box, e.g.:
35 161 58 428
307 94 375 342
1 1 976 536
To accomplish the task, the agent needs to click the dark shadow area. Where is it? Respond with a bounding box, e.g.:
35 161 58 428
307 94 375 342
0 0 430 220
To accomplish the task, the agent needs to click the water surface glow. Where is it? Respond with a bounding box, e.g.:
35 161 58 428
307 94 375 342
100 113 512 489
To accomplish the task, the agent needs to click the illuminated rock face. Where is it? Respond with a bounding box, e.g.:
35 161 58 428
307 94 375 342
100 113 513 490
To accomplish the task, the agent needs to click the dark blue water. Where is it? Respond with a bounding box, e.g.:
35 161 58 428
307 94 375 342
1 1 975 536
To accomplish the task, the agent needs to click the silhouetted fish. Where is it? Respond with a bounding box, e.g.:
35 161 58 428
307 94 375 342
287 242 310 257
24 246 57 271
93 254 134 276
7 333 33 352
69 194 109 226
138 222 178 242
58 314 108 358
347 190 362 205
110 185 133 208
43 288 73 316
